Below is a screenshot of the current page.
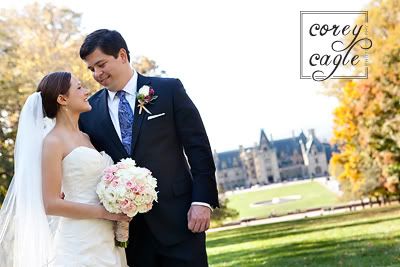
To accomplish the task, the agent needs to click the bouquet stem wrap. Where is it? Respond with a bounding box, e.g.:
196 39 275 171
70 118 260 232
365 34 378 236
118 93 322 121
115 221 130 248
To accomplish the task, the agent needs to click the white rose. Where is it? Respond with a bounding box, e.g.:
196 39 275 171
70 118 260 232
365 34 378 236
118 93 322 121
120 158 136 166
147 177 157 188
115 186 127 198
126 190 136 200
137 204 149 213
127 209 138 218
96 183 106 201
134 195 145 205
139 85 150 96
134 168 150 180
143 194 153 203
104 189 119 203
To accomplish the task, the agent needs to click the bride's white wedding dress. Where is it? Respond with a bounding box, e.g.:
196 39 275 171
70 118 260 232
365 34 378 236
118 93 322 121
52 146 128 267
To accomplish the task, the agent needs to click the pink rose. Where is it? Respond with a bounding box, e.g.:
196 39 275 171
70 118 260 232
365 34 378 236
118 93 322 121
104 173 115 184
107 165 119 173
121 201 137 214
132 185 145 194
131 185 141 194
120 199 129 206
129 203 137 212
126 181 136 190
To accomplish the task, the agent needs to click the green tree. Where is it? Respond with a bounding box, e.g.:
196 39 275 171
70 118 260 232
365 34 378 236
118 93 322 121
0 3 166 204
133 56 166 77
211 196 239 227
0 3 99 203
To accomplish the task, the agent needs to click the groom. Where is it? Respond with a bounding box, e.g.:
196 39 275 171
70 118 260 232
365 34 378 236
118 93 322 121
78 29 219 266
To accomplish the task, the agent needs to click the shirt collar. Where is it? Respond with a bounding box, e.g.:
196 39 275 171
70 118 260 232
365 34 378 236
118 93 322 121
107 70 138 101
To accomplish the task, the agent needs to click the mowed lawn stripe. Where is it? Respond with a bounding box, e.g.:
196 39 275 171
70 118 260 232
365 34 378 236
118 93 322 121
207 205 400 267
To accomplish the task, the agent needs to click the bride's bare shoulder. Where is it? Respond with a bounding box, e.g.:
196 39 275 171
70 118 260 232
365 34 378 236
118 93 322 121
42 129 64 153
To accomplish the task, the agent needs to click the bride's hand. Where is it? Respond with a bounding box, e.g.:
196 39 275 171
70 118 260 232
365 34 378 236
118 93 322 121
106 212 131 222
98 207 131 222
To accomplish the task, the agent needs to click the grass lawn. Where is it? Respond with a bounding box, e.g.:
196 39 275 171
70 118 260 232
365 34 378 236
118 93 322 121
207 205 400 267
226 181 342 220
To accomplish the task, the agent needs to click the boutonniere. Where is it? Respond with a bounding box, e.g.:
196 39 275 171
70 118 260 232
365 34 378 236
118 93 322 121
137 85 158 115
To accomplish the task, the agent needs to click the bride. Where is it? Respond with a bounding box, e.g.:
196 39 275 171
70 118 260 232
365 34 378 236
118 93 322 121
0 72 129 266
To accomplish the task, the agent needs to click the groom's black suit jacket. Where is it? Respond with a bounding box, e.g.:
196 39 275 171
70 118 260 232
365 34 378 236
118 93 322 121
79 74 219 246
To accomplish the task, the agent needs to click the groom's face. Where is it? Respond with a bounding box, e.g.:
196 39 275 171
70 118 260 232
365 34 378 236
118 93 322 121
84 48 125 90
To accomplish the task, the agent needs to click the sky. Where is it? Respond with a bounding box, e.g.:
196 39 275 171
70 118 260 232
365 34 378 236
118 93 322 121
0 0 372 152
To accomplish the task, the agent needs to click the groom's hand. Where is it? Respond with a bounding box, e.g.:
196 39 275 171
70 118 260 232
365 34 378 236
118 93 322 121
187 205 211 233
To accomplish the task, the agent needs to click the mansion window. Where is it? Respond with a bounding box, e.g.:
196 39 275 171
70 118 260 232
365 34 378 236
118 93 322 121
233 158 239 167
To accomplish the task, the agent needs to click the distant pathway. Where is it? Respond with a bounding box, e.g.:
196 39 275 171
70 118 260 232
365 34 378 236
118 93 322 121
208 202 399 233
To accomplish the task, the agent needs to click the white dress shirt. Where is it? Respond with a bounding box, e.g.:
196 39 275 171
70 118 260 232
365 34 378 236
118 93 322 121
106 71 212 211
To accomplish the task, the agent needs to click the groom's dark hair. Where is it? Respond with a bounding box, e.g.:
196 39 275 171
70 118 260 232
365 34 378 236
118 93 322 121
80 29 130 62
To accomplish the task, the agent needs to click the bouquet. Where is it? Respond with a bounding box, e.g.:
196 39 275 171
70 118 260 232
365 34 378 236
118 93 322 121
96 158 158 247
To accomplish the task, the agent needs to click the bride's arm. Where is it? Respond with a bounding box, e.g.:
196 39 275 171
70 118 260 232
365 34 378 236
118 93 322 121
41 136 129 222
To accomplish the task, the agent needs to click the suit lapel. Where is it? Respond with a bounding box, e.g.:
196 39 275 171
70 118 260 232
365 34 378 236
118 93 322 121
131 73 152 155
98 89 129 157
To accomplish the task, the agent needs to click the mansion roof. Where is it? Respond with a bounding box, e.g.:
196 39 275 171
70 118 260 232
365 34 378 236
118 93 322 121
215 129 333 170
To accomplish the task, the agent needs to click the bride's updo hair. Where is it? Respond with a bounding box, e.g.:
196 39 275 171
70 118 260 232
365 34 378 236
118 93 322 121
36 72 71 119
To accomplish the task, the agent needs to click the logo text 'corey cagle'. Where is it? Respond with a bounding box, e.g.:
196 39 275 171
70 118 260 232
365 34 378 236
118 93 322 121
308 23 372 81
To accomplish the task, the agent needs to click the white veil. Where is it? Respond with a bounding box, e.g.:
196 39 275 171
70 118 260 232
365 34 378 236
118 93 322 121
0 92 56 266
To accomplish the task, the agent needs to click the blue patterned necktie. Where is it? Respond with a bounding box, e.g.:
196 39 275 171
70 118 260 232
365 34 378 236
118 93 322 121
116 90 134 154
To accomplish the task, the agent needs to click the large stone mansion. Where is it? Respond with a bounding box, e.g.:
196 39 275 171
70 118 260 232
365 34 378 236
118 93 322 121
213 129 335 191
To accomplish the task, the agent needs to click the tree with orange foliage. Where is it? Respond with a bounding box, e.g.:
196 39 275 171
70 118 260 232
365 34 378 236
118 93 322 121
330 0 400 198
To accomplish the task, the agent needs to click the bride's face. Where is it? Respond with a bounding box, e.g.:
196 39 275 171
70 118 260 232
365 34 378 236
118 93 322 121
63 76 92 113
